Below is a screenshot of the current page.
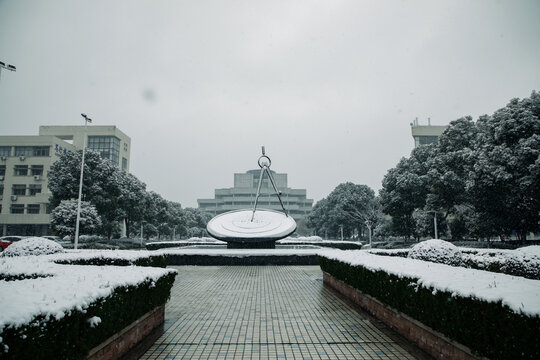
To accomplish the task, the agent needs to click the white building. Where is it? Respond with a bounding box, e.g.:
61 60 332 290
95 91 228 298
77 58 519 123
0 125 130 236
198 169 313 222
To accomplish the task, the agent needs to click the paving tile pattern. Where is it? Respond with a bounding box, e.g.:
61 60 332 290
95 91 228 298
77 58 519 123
140 266 426 360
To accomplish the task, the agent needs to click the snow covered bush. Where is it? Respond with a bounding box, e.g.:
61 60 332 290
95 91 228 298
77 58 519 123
501 246 540 280
50 199 101 238
408 239 462 266
1 237 65 257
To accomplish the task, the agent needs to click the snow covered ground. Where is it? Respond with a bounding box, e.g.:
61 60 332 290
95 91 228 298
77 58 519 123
319 249 540 317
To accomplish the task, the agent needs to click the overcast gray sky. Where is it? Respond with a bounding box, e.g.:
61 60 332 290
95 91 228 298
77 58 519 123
1 0 539 207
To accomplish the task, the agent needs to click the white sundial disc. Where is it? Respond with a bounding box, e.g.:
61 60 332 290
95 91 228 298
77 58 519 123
207 209 296 241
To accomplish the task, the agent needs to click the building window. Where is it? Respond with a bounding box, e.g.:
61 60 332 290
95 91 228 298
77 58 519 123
12 184 26 196
10 204 24 214
30 165 44 176
14 146 33 157
124 143 128 151
0 184 3 195
0 165 5 176
88 136 120 165
418 136 438 145
29 184 42 196
122 157 128 171
0 146 10 157
27 204 40 214
13 146 50 157
33 146 50 157
14 165 28 176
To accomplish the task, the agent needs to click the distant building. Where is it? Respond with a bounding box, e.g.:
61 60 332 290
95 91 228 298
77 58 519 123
410 118 448 147
0 125 131 236
198 169 313 222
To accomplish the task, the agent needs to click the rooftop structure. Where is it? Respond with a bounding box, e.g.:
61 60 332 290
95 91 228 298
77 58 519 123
410 118 448 147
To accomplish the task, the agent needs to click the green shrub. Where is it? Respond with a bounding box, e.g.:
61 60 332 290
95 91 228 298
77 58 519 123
319 256 540 360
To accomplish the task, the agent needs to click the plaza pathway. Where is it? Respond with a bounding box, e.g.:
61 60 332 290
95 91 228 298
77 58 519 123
140 266 430 360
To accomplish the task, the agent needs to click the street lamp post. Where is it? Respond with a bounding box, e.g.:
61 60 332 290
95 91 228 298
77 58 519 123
74 113 92 250
433 213 438 239
365 220 373 248
0 61 16 81
339 224 344 241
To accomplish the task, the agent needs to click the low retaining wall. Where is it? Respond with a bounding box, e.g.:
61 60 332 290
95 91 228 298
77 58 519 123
87 306 165 360
168 254 319 265
323 272 482 360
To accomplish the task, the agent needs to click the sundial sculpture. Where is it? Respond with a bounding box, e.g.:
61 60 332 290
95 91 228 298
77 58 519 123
207 147 296 248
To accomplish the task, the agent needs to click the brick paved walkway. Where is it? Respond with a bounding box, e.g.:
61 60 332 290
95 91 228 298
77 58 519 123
140 266 429 360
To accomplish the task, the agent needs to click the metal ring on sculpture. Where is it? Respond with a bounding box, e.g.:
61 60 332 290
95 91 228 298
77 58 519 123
207 209 296 242
257 155 271 168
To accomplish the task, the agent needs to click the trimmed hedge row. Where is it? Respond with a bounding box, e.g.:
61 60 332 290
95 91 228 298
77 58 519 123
0 273 53 282
54 254 169 268
319 256 540 360
0 271 176 360
371 248 540 280
281 241 364 250
368 249 409 257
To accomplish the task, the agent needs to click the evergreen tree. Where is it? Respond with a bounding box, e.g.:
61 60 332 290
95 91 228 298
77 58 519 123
50 200 101 239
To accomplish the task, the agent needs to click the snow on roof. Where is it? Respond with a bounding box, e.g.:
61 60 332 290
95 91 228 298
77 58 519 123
319 249 540 316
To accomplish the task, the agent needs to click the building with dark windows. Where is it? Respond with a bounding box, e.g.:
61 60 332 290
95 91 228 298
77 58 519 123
197 169 313 222
39 125 130 171
0 125 131 236
410 118 448 147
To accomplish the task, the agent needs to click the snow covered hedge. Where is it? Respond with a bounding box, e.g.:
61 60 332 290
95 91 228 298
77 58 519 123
1 237 65 257
277 237 363 250
145 237 226 250
318 249 540 360
53 250 169 268
0 251 177 359
370 244 540 280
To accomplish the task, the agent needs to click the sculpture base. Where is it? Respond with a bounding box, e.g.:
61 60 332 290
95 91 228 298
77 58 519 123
227 240 276 249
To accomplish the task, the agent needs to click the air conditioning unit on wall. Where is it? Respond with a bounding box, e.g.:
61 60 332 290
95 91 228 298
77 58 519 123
34 175 41 181
0 175 4 181
19 156 25 161
0 156 6 161
10 195 17 201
